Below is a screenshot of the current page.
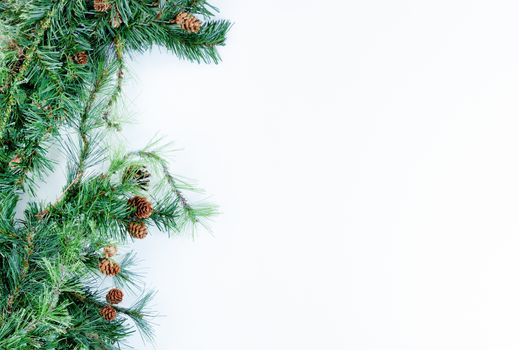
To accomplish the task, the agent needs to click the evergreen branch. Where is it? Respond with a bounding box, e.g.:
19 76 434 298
98 39 125 131
5 231 35 314
67 289 156 342
36 171 84 220
0 0 229 346
123 147 218 234
76 70 105 180
0 9 54 141
65 73 110 183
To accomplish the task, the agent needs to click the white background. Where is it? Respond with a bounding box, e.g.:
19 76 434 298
55 0 519 349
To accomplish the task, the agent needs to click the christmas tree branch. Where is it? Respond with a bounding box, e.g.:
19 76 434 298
0 9 55 141
0 0 229 346
123 148 218 232
102 36 125 130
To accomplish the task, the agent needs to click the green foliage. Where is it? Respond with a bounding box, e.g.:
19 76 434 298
0 0 228 347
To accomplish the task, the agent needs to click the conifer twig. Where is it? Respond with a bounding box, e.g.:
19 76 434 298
0 0 229 346
0 12 54 141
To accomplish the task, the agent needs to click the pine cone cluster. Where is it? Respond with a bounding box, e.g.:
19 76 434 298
94 0 111 12
174 12 202 33
103 245 117 258
99 258 121 276
128 221 148 239
73 51 88 65
124 166 151 190
100 305 117 321
106 288 124 305
128 196 153 219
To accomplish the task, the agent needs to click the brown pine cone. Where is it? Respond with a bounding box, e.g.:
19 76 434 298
100 305 117 321
128 221 148 239
94 0 111 12
128 196 153 219
99 258 121 276
123 166 151 190
35 209 49 220
106 288 124 305
111 10 122 28
174 12 202 33
73 51 88 65
9 155 21 168
103 245 118 258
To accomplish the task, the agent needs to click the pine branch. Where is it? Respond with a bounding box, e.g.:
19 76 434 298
0 9 54 141
0 0 229 346
102 36 125 130
123 147 218 233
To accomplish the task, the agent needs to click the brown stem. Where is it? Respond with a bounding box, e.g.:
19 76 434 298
36 171 83 219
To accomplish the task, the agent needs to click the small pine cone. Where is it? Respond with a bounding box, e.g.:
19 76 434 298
106 288 124 305
73 51 88 65
128 196 153 219
111 11 122 28
124 166 151 190
7 40 19 50
35 209 49 220
9 155 21 168
128 221 148 239
94 0 111 12
103 245 118 258
99 258 121 276
100 305 117 321
174 12 202 33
